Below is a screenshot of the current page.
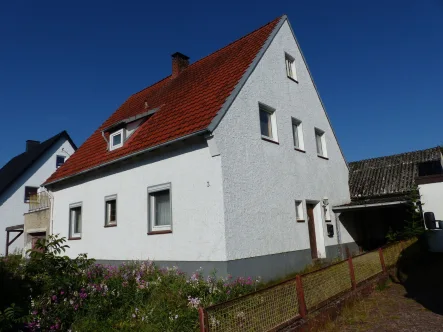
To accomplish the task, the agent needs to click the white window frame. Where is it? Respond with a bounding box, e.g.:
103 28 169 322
292 118 305 150
259 103 278 143
295 200 304 221
285 53 297 81
69 202 82 238
148 183 172 232
104 195 117 226
56 155 66 168
315 128 328 158
109 129 125 151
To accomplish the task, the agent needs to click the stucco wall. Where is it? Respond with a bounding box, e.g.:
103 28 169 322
50 141 227 262
420 182 443 221
213 20 352 261
0 138 75 255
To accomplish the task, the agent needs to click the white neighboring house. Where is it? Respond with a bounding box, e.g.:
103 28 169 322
417 173 443 222
0 131 76 256
44 16 355 280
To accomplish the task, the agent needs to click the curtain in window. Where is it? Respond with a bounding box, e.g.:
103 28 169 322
155 191 171 226
316 134 323 155
286 59 293 77
260 110 272 137
75 209 82 233
293 124 299 148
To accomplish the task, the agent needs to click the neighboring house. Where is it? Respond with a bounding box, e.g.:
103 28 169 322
334 147 443 250
43 15 355 280
0 131 77 255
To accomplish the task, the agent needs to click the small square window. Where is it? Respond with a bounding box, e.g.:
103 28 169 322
24 186 38 203
259 104 278 142
110 129 125 151
148 184 172 232
56 155 66 168
315 128 327 158
295 201 304 221
292 118 304 150
105 195 117 226
69 203 82 238
285 53 297 81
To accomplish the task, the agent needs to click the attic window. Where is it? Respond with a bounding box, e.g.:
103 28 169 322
110 129 124 151
285 53 297 82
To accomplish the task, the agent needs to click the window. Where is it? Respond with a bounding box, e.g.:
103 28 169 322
105 195 117 226
295 201 304 221
285 53 297 81
110 129 125 151
69 203 82 238
24 186 38 203
148 183 172 233
315 128 328 158
259 104 278 142
56 155 66 168
292 118 304 150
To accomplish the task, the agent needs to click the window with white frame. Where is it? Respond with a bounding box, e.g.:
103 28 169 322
315 128 328 158
105 195 117 226
69 203 82 238
292 118 304 150
56 155 66 168
285 53 297 81
295 200 304 221
148 183 172 232
259 103 278 142
110 129 125 151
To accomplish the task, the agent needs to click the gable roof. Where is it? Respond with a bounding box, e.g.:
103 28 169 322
349 147 442 199
44 16 286 186
0 131 77 196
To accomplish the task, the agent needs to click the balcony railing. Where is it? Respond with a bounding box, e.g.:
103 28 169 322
29 192 51 212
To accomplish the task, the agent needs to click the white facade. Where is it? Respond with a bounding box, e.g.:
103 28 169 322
48 18 353 276
419 181 443 221
0 138 75 255
213 21 351 261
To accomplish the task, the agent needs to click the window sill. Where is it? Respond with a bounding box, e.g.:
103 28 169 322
68 237 81 241
104 224 117 228
261 136 279 145
296 219 305 223
294 147 306 153
287 76 299 84
148 230 172 235
317 155 329 160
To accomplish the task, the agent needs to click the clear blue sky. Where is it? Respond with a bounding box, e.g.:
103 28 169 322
1 0 442 168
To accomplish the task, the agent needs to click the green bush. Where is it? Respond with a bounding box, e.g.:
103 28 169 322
1 235 261 331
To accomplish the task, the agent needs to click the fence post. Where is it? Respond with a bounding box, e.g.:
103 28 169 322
348 256 356 290
198 307 205 332
378 248 386 273
295 275 307 318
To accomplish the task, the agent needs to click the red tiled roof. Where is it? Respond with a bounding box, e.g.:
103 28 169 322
45 16 282 185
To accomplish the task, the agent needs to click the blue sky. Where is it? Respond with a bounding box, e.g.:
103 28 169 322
0 0 442 167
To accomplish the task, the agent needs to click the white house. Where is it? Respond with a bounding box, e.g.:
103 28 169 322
44 16 356 280
0 131 76 256
417 173 443 222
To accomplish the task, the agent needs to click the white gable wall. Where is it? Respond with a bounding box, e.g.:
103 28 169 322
50 142 227 262
214 20 352 261
420 181 443 221
0 138 75 255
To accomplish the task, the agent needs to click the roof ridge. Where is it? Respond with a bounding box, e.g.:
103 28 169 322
349 146 441 164
126 15 284 99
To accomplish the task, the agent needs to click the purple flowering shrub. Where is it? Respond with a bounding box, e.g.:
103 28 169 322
2 235 262 331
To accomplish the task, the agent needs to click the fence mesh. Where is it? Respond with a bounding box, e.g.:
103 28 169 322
205 279 299 332
353 250 382 284
382 243 402 267
302 260 351 311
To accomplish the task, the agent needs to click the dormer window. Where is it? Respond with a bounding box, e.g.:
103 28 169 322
110 129 125 151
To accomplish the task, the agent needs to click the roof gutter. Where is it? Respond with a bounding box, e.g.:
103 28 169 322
332 200 407 212
44 129 209 187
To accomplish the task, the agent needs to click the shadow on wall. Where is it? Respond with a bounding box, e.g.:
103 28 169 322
397 238 443 315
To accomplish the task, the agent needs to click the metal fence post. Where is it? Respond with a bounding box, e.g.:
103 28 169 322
378 248 386 273
348 256 356 290
295 275 307 318
198 307 206 332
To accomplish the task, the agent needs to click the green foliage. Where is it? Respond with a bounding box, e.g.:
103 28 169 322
1 235 262 331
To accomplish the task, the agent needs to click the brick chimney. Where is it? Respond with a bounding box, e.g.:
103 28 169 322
171 52 189 78
26 140 40 152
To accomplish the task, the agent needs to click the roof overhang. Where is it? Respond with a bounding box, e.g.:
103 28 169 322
5 224 24 231
332 200 407 212
416 174 443 185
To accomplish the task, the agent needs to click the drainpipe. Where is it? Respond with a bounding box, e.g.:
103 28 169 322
334 212 343 259
101 131 109 149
